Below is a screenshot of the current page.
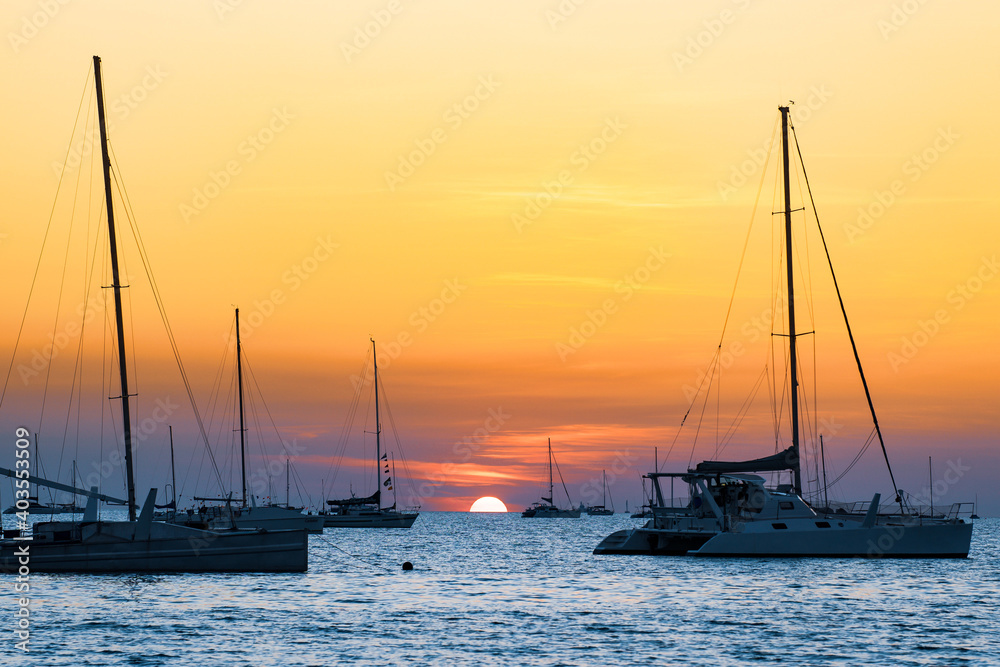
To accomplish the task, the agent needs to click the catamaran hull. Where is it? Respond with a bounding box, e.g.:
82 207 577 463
691 519 973 558
594 520 972 558
593 528 714 555
0 522 308 573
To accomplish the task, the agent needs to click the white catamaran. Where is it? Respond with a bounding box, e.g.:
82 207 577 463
0 57 307 572
595 105 973 558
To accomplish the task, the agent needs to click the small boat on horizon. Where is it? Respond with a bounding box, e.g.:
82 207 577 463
586 470 615 516
522 439 581 518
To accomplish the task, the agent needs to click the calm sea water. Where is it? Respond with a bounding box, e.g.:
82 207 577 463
2 512 997 666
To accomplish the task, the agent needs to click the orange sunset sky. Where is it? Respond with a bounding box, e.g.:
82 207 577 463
2 2 998 515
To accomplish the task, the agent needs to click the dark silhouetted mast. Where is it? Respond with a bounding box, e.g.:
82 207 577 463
94 55 137 521
236 308 248 505
779 105 803 495
548 438 554 504
169 425 177 509
372 338 382 509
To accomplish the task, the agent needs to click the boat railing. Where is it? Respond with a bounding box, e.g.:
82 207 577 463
946 502 975 519
827 500 870 514
826 499 975 520
652 495 693 510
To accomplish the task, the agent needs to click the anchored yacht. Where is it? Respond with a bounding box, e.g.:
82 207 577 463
594 106 972 558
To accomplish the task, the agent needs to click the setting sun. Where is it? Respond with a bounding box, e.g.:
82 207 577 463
470 497 508 513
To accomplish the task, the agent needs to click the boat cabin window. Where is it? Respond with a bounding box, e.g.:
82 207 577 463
815 521 831 528
778 501 794 510
771 523 788 530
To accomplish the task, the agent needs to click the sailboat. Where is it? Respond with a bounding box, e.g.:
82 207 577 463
586 471 615 515
522 439 581 518
156 308 322 533
321 339 419 528
2 438 82 515
0 56 307 572
595 105 973 558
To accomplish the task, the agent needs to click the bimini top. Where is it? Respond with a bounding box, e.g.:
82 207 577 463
693 446 798 474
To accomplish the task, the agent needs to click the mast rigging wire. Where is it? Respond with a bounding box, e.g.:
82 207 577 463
789 120 903 509
667 118 780 470
0 66 93 412
108 144 229 498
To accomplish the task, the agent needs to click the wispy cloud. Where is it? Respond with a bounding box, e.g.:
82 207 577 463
485 273 613 290
484 272 677 295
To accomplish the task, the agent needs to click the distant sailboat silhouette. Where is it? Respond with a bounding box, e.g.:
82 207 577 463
586 471 615 515
522 439 581 518
321 339 419 528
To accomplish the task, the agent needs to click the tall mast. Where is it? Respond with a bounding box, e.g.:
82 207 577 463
779 105 803 495
548 438 553 504
169 425 177 509
94 56 137 521
32 433 38 501
372 338 382 509
236 308 248 505
391 453 398 508
929 456 934 516
820 434 829 509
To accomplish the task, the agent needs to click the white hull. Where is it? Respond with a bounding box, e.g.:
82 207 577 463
595 475 974 558
597 519 972 558
0 519 308 573
594 527 713 555
692 516 972 558
321 510 418 528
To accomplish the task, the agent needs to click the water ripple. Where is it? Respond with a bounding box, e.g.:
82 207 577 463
1 513 996 665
